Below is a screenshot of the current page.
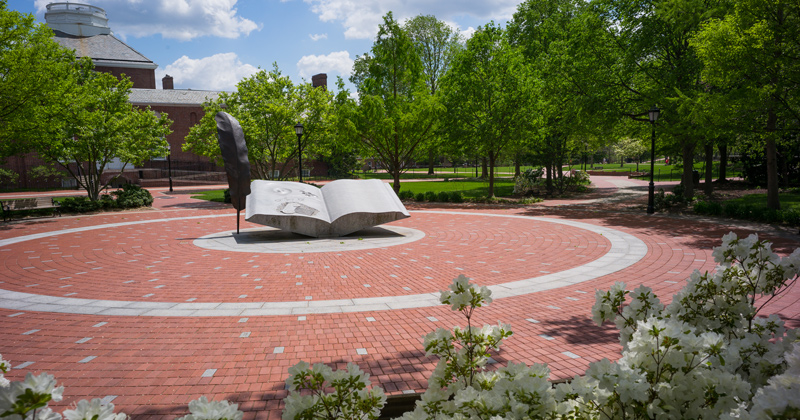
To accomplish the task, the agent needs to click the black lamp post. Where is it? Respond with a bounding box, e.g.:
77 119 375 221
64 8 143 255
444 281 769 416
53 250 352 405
647 106 660 214
167 143 173 192
295 123 304 182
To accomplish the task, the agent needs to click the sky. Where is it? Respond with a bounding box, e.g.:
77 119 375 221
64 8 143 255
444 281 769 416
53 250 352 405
8 0 524 94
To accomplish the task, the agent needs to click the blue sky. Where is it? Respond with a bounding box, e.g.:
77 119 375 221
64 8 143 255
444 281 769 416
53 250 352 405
9 0 522 94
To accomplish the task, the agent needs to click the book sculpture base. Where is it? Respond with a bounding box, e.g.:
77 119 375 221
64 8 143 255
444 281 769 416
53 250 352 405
244 179 410 238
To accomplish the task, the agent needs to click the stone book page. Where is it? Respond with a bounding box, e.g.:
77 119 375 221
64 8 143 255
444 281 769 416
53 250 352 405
245 179 409 237
245 181 332 237
321 179 407 222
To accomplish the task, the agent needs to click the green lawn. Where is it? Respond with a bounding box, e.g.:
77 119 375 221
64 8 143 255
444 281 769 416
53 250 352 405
190 179 519 202
190 190 226 202
724 191 800 211
398 180 516 198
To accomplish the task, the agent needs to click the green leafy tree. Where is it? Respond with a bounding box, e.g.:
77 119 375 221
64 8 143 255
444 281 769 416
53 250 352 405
33 72 171 201
692 0 800 208
185 64 334 181
613 137 649 170
346 12 442 193
0 1 87 160
509 0 616 194
586 0 729 199
404 14 464 175
441 22 530 198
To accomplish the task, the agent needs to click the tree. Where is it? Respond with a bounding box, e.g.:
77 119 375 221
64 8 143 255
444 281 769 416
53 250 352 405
509 0 613 195
613 137 648 170
0 1 86 160
441 23 530 198
691 0 800 208
347 12 442 193
32 72 171 201
404 15 464 175
185 64 333 181
587 0 729 200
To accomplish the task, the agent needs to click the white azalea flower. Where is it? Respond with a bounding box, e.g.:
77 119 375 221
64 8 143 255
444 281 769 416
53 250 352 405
63 398 126 420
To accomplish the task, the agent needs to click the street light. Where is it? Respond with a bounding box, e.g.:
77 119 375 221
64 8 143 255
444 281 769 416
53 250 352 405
647 106 660 214
294 123 304 182
167 143 173 192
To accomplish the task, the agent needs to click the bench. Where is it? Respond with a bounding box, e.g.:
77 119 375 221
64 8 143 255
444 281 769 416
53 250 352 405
1 197 61 222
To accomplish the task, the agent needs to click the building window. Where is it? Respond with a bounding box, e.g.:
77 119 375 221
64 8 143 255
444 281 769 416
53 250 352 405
190 112 197 125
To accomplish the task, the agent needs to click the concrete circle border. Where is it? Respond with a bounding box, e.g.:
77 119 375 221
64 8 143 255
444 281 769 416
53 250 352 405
0 211 647 316
192 226 426 253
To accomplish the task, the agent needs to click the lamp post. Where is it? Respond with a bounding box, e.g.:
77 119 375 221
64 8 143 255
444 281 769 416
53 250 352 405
167 143 173 192
647 106 660 214
295 123 304 182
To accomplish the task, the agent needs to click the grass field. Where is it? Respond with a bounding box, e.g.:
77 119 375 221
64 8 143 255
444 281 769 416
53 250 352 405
190 190 226 202
723 191 800 211
190 179 518 202
398 180 516 198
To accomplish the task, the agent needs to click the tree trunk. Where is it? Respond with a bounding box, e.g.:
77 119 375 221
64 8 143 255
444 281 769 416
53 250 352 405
481 157 488 179
704 141 714 196
427 149 435 175
718 144 728 182
392 169 401 193
545 159 553 196
488 151 496 198
514 157 521 177
766 110 780 209
681 140 696 199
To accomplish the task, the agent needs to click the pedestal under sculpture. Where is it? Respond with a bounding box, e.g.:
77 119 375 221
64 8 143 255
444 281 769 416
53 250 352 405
215 111 410 237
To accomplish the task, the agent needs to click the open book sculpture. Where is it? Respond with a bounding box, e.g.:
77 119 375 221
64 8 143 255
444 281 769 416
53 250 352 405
246 179 410 237
215 111 410 237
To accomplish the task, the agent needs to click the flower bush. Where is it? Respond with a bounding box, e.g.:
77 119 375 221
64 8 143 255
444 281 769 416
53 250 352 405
282 362 385 420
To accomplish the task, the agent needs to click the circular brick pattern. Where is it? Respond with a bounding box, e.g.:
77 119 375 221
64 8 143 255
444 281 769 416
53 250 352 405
0 211 644 314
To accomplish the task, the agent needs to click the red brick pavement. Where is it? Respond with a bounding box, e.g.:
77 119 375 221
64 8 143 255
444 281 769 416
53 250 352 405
1 181 798 420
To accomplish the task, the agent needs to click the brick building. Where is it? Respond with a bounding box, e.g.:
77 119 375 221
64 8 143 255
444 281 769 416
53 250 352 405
2 2 223 190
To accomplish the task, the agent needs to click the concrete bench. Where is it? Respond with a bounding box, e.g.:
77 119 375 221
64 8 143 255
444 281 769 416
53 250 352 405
1 197 62 221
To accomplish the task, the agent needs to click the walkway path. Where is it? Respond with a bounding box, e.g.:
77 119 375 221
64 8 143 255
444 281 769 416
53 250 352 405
1 176 797 420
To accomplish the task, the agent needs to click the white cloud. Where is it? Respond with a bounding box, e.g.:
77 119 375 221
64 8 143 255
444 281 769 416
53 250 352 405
156 53 259 91
296 51 354 80
302 0 520 40
36 0 261 41
460 26 476 40
309 33 328 41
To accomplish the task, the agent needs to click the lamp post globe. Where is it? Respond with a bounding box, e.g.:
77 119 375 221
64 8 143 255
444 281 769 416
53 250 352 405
647 106 660 214
294 123 304 182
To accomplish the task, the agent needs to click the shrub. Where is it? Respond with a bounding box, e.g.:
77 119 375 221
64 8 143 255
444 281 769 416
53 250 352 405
436 191 450 202
223 189 232 204
693 200 722 216
513 167 544 195
398 190 414 200
424 191 436 202
782 209 800 227
60 196 101 213
99 194 118 210
113 184 153 208
449 191 465 203
415 192 426 202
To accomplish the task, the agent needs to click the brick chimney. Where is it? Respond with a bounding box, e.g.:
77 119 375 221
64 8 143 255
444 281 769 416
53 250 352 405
312 73 327 90
162 75 174 90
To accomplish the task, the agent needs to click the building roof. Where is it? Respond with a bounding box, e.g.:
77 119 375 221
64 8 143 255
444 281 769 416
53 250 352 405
129 89 223 107
52 30 158 69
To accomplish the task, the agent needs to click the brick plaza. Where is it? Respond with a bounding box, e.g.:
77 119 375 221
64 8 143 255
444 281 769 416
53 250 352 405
2 178 798 419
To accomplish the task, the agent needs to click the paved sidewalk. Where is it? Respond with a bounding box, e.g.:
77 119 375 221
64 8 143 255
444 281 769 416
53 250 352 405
1 178 798 420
